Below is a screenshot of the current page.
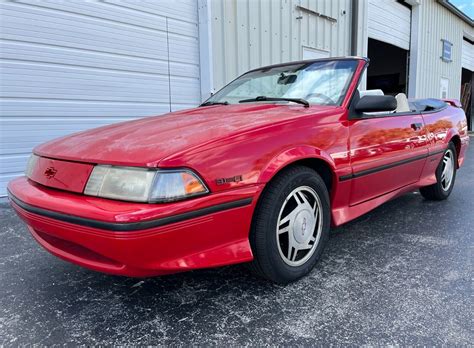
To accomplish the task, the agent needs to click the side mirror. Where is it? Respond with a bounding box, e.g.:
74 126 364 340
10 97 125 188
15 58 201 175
355 95 397 113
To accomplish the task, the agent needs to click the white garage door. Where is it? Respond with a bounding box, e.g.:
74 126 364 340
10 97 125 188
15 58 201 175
462 38 474 72
0 0 201 197
368 0 411 50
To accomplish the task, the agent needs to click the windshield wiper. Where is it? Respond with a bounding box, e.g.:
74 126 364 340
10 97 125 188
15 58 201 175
239 96 309 107
199 101 229 107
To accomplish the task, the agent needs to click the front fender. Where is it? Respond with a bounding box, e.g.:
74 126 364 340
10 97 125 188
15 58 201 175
258 145 337 183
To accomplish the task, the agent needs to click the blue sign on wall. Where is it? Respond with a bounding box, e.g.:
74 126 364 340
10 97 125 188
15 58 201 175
441 39 452 62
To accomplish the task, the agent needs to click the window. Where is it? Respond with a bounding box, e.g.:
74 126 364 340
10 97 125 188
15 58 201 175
207 59 359 106
441 39 453 62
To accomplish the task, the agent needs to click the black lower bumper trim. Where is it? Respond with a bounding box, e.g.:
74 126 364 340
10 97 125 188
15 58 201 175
8 191 253 232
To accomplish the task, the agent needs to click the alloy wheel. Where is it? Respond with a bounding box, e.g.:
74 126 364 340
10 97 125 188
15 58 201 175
276 186 323 267
441 149 454 191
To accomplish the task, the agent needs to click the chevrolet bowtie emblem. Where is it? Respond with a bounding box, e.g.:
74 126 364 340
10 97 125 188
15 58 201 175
44 167 57 179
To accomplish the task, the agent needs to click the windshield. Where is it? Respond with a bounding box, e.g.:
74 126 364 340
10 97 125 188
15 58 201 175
206 59 359 106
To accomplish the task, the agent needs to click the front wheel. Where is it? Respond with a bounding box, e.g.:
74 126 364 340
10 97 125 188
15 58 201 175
248 166 330 284
420 142 457 200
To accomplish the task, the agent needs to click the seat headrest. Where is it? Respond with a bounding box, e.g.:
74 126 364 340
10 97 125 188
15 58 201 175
395 93 410 113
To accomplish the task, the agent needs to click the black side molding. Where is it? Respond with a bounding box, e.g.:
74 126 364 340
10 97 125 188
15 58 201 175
339 148 446 182
8 191 252 232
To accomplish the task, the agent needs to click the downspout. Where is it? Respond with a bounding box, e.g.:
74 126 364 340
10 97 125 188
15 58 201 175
351 0 358 56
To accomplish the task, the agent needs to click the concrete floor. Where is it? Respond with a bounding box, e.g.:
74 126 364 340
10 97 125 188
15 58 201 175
1 145 472 345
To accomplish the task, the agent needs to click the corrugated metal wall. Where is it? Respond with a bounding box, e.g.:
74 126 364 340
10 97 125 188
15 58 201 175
0 0 201 196
210 0 354 90
414 0 474 99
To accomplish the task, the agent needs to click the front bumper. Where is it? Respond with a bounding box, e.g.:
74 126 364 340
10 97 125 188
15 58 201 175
8 177 260 277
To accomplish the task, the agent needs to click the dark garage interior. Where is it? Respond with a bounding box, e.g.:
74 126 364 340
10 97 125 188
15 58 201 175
461 67 473 131
367 38 409 95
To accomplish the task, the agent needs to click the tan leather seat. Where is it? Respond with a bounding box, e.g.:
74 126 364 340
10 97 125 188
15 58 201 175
395 93 410 113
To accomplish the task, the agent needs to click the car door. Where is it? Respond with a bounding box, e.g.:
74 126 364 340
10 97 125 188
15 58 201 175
347 111 429 206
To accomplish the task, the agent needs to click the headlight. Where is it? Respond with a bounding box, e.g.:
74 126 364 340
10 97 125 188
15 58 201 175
84 165 208 203
25 154 39 178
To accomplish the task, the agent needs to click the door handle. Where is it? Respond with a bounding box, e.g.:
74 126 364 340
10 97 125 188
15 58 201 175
411 123 423 131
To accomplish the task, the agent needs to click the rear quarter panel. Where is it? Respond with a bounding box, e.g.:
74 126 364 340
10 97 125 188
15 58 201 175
422 105 470 166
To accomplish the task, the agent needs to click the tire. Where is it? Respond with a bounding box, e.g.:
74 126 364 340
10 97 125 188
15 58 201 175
248 166 330 284
419 142 457 201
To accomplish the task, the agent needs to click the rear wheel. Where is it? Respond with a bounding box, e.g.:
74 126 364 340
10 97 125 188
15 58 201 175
248 166 330 284
420 142 457 200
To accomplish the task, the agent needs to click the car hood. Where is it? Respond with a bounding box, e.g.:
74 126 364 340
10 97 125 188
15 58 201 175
35 104 334 166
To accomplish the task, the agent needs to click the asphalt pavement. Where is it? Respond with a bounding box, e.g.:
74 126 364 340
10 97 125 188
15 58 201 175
1 143 472 345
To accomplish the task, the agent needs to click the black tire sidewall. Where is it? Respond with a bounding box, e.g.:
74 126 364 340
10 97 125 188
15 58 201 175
435 142 457 198
252 167 330 283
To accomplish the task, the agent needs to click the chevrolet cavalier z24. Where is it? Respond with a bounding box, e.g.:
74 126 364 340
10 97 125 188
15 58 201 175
8 57 469 284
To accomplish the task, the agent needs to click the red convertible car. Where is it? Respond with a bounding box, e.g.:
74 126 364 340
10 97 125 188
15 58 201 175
8 57 469 283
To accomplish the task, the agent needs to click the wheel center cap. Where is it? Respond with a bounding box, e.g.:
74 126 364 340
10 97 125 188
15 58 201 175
293 210 314 244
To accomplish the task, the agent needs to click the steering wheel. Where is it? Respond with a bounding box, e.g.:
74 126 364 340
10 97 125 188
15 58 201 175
304 92 336 105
